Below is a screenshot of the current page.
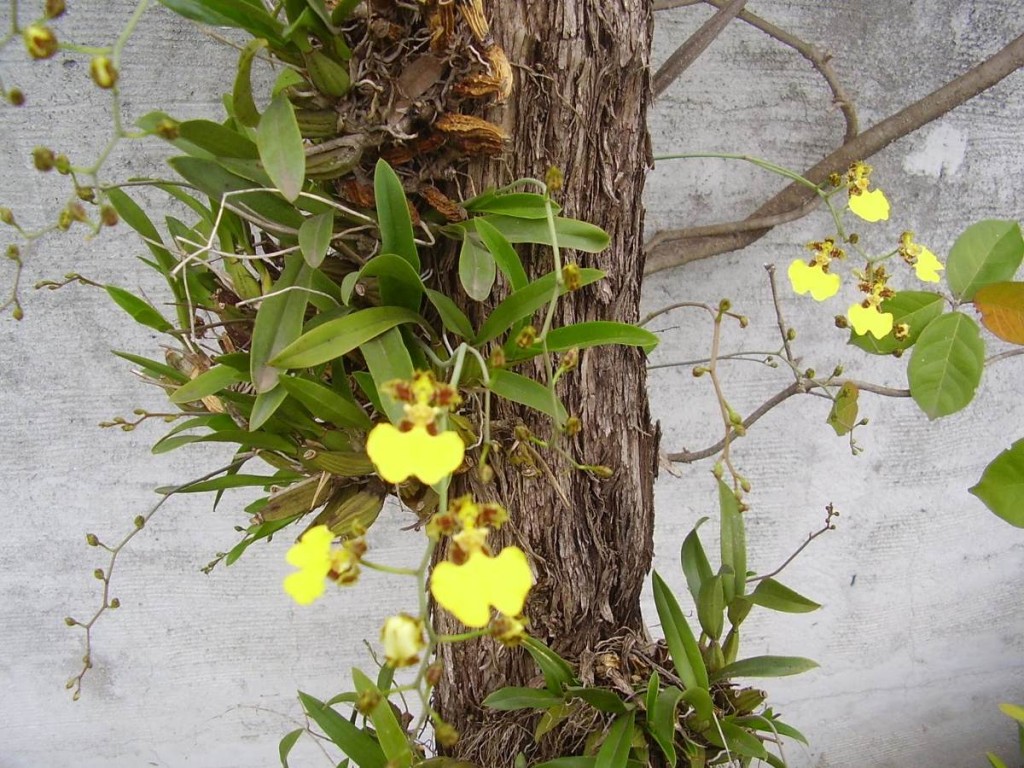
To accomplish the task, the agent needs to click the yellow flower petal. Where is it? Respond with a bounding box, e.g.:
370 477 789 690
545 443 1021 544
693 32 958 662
285 525 334 570
430 547 533 628
849 188 890 222
366 423 465 485
848 303 895 339
788 259 841 301
914 246 944 282
284 569 327 605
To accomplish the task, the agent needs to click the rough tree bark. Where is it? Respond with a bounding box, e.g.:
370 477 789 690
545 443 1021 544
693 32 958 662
433 1 657 763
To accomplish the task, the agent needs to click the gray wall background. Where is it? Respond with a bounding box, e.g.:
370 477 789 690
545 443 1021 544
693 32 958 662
1 2 1022 766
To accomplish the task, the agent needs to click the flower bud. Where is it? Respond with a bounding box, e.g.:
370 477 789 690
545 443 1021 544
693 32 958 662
57 208 72 230
100 205 119 227
93 568 105 580
7 88 25 106
155 118 179 140
85 533 99 547
380 614 425 668
435 722 460 748
76 186 96 202
32 146 55 172
477 462 494 483
691 366 707 377
545 166 563 193
489 346 506 368
108 598 120 609
356 689 382 715
90 56 118 89
740 477 751 493
12 305 23 320
134 515 145 529
515 325 537 349
64 616 77 626
7 244 21 260
834 315 849 329
0 207 15 226
737 315 749 328
832 365 844 377
590 465 614 479
786 328 797 341
45 0 66 18
560 347 579 371
424 661 443 687
727 409 742 426
712 462 724 480
718 299 732 313
67 202 87 222
491 615 526 646
55 153 71 174
562 416 581 436
24 25 58 60
562 262 581 291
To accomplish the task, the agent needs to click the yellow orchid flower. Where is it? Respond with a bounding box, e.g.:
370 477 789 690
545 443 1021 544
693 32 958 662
381 614 426 668
788 259 841 301
848 302 894 339
899 233 944 283
848 188 890 222
283 525 359 605
366 423 465 485
430 546 533 628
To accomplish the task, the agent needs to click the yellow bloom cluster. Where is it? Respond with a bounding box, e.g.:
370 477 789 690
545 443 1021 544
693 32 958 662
848 263 895 339
283 525 364 605
788 238 845 301
846 161 890 222
898 231 944 283
428 496 532 631
365 371 465 485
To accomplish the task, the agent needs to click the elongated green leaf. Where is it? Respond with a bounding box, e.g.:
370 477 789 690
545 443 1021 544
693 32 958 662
680 687 713 724
169 365 246 404
374 159 419 270
258 93 305 202
731 715 808 745
468 214 610 253
696 573 725 641
986 752 1009 768
233 38 268 127
652 571 708 691
104 285 173 332
426 288 474 339
250 387 290 431
522 636 577 694
970 438 1024 527
718 480 746 602
459 234 497 302
644 671 660 718
179 119 259 159
113 351 189 383
475 217 527 291
476 268 605 344
716 720 767 760
153 429 295 455
278 376 371 429
712 656 818 682
510 321 659 361
908 311 985 419
279 728 304 768
158 0 285 44
483 687 564 711
489 370 567 422
226 515 300 566
566 686 630 714
750 578 821 613
946 220 1024 301
251 254 312 393
849 291 944 354
351 669 412 768
465 192 560 219
649 687 685 764
680 517 712 605
271 306 424 369
159 474 282 494
298 692 387 768
299 212 333 268
345 253 423 311
361 327 414 424
596 711 635 768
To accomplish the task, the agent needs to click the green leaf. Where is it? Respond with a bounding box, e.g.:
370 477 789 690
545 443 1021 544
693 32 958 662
426 288 474 339
159 473 284 494
298 691 387 768
566 686 630 714
250 386 290 431
750 578 821 613
644 671 660 718
716 720 767 760
718 480 746 602
152 428 295 455
475 217 527 291
849 291 944 354
113 351 189 383
696 573 725 641
271 306 424 369
158 0 285 45
489 370 567 423
533 760 596 768
467 214 610 253
680 517 712 605
104 285 173 333
374 159 419 270
595 711 635 768
999 702 1024 724
299 212 334 268
510 321 659 361
459 234 497 302
169 365 247 404
679 687 713 724
251 254 313 392
361 327 415 424
351 669 412 768
226 515 301 566
908 311 985 419
712 655 818 682
522 636 577 694
946 220 1024 301
278 376 372 429
986 753 1009 768
651 571 709 691
731 715 808 745
279 728 304 768
649 687 685 764
970 438 1024 527
483 687 564 711
233 38 268 127
826 381 859 436
257 93 306 202
345 253 423 312
178 119 259 159
475 268 605 345
465 192 560 219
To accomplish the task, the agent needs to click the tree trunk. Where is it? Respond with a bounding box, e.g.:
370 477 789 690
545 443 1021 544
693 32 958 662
434 2 656 762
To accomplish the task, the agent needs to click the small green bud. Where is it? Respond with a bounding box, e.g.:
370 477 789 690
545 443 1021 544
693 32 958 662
804 368 815 379
560 347 579 371
23 25 58 59
786 328 797 341
85 533 99 546
108 598 120 609
848 233 859 245
45 0 66 18
7 244 21 260
76 186 96 202
134 515 145 529
64 616 77 626
732 423 746 437
67 202 87 222
561 262 581 291
515 325 537 349
356 689 381 714
712 462 724 480
32 146 55 171
477 462 494 483
435 723 459 748
155 118 179 140
55 154 71 174
737 315 749 328
93 568 105 580
590 465 614 479
832 365 844 377
57 208 72 230
65 678 76 689
563 416 582 436
740 477 751 493
12 305 23 321
692 366 707 377
90 56 119 89
545 166 563 193
7 88 25 106
0 207 15 225
718 299 732 312
728 409 742 426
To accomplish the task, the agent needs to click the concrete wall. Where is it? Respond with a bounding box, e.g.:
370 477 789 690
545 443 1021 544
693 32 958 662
1 2 1021 766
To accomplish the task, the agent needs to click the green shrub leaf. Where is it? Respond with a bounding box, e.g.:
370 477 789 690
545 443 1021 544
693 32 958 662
298 691 387 768
712 655 818 681
750 578 821 613
652 571 709 691
483 687 564 711
257 93 306 202
908 311 985 419
970 438 1024 527
459 234 497 301
104 285 173 333
351 669 412 768
298 212 334 268
946 220 1024 301
233 37 268 127
251 254 312 392
374 159 419 270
